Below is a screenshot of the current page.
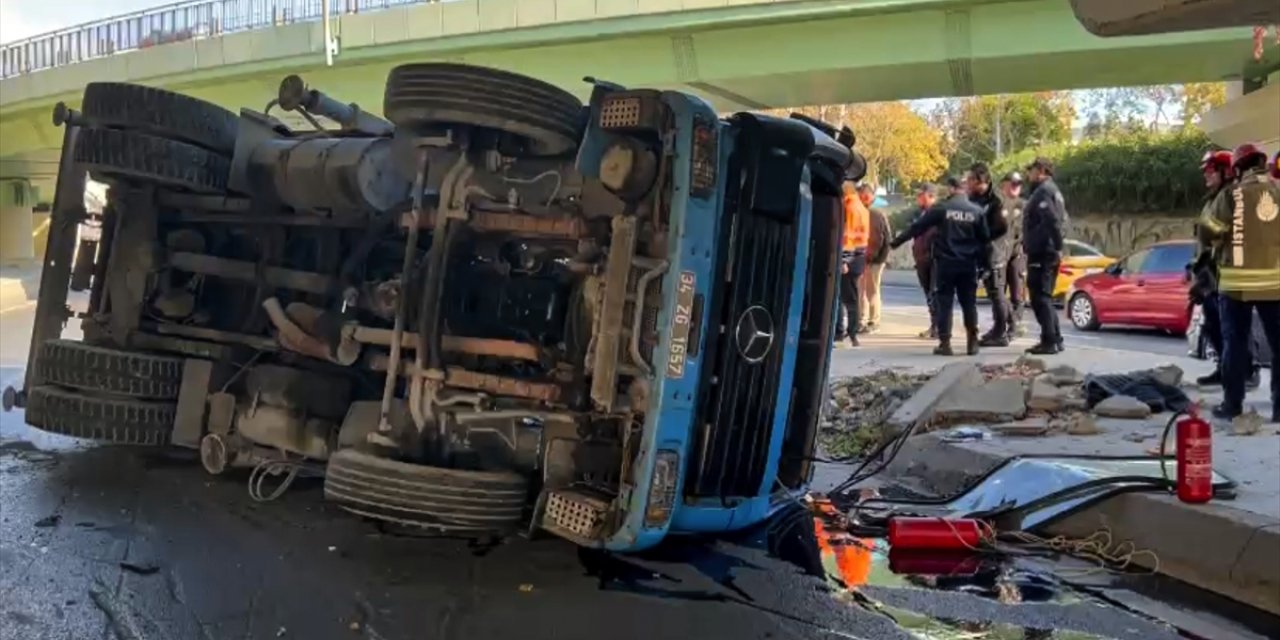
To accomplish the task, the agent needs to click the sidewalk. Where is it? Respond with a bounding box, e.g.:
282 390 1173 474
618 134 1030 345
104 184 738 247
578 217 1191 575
820 322 1280 615
0 265 40 313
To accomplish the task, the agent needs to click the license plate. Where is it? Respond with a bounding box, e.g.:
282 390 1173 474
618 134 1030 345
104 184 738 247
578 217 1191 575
666 270 696 379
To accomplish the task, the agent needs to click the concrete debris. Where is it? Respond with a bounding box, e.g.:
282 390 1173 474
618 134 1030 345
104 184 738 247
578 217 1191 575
1231 410 1264 436
980 359 1045 381
933 378 1028 423
1123 432 1151 443
34 514 61 528
1013 355 1048 373
1043 364 1084 387
1065 413 1101 435
1027 375 1070 412
991 418 1051 437
1093 395 1153 419
888 362 982 431
820 369 931 458
1148 364 1185 388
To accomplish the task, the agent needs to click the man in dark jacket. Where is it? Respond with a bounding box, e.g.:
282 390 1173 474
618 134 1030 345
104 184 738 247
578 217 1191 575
891 177 991 356
1000 172 1027 338
909 184 941 339
966 163 1012 346
858 184 892 334
1021 157 1068 355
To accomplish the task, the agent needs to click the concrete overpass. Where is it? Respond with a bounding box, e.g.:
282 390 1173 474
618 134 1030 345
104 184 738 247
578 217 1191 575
0 0 1271 263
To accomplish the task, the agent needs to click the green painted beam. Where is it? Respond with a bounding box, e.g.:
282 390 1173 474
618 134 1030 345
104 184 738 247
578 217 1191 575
0 0 1258 164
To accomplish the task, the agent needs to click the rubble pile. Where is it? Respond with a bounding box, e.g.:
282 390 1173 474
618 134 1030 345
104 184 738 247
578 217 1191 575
821 370 931 458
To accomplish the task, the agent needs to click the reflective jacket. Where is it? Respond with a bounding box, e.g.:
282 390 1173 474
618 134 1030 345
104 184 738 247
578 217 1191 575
1200 167 1280 302
842 193 870 252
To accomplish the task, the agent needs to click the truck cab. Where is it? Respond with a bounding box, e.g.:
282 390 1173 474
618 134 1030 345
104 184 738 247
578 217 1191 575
5 64 861 551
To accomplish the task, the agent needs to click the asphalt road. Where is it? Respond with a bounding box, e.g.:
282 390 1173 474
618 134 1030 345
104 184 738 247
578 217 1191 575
0 297 1261 640
878 281 1191 358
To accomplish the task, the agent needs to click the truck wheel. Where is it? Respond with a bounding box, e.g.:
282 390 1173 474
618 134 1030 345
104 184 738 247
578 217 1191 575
74 127 230 194
81 82 239 155
384 63 583 156
324 449 528 534
24 385 175 446
36 340 182 400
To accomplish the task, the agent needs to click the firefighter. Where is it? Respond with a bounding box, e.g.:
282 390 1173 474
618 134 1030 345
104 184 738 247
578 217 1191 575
890 177 990 356
1192 150 1259 389
837 179 870 347
1021 157 1068 355
858 184 892 334
1199 143 1280 423
909 184 942 339
999 172 1027 339
966 163 1012 347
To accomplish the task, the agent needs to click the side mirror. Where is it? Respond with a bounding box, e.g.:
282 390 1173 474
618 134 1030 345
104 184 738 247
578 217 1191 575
1105 263 1122 276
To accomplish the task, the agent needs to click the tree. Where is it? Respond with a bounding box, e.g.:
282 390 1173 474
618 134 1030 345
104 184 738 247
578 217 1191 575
1181 82 1228 126
935 93 1074 172
773 103 946 191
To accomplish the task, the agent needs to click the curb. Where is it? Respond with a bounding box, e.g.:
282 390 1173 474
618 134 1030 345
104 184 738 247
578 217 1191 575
884 362 981 432
885 434 1280 616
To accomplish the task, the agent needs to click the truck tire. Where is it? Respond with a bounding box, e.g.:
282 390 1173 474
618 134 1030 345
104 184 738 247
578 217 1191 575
384 63 583 157
36 340 182 400
24 385 175 446
81 82 239 155
75 127 230 194
324 449 528 534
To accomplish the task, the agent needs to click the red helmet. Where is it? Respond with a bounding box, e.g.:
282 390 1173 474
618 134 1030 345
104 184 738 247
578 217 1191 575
1201 150 1235 177
1232 143 1267 170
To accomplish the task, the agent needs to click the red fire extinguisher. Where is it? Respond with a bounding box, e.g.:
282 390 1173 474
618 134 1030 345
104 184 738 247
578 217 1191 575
1171 405 1213 504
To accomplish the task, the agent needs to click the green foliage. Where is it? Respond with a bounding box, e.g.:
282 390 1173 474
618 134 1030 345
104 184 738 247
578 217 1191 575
993 128 1212 214
935 93 1075 173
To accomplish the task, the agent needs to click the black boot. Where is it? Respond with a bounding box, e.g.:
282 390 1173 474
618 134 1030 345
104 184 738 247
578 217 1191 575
1196 369 1223 386
1246 368 1261 390
979 333 1009 347
1025 342 1059 355
1211 403 1241 421
967 330 980 356
934 341 954 356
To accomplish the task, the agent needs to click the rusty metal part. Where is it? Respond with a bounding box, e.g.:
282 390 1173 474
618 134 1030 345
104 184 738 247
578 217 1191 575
402 209 589 239
589 215 637 412
261 297 358 365
168 251 336 295
628 258 668 377
367 354 562 403
144 322 280 351
352 326 541 362
383 147 430 432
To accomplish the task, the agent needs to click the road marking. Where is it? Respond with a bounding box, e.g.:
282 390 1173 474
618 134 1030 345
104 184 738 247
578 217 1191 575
0 301 36 315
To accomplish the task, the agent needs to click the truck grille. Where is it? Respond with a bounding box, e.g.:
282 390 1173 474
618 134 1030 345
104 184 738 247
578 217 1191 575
687 199 797 499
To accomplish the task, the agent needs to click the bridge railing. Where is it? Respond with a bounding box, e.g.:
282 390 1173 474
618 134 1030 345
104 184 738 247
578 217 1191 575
0 0 427 79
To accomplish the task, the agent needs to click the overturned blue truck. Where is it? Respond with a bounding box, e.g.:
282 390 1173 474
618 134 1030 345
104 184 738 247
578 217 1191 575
4 64 865 551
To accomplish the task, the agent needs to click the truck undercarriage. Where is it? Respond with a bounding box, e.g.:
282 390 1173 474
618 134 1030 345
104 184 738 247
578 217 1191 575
5 64 859 549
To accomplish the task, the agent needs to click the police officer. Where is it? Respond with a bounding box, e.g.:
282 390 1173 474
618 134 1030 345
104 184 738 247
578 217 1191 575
909 184 942 339
1192 150 1259 389
999 172 1027 339
1199 143 1280 423
966 163 1012 347
890 177 990 356
1021 157 1068 355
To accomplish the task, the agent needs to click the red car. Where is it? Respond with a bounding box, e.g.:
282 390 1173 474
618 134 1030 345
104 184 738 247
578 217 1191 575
1065 240 1198 335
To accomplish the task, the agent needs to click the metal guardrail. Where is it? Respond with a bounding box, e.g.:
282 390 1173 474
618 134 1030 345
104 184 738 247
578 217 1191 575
0 0 427 79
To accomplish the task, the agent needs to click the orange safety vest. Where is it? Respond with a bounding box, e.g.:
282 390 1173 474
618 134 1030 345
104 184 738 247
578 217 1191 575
842 193 870 251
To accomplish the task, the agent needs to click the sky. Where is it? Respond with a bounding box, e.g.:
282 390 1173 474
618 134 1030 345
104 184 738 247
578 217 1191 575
0 0 161 44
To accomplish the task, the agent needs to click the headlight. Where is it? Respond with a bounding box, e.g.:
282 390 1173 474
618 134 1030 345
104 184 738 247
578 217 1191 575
644 450 679 527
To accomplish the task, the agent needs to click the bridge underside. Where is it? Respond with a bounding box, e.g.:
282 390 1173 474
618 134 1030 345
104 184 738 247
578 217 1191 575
0 0 1260 164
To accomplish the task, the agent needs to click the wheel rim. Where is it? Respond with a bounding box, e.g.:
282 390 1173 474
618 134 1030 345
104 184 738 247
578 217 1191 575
1070 296 1093 328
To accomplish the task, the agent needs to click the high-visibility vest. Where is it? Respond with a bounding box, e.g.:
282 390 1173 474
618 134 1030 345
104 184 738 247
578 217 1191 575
1218 170 1280 302
842 194 870 251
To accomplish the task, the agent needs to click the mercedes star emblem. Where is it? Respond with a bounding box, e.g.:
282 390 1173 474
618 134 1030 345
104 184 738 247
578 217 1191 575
735 305 775 364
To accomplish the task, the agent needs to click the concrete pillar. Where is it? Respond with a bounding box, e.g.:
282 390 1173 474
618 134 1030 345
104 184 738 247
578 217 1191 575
0 178 35 266
1201 82 1280 154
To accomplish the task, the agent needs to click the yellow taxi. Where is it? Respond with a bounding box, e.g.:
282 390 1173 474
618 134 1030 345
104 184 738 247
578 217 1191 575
979 239 1115 303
